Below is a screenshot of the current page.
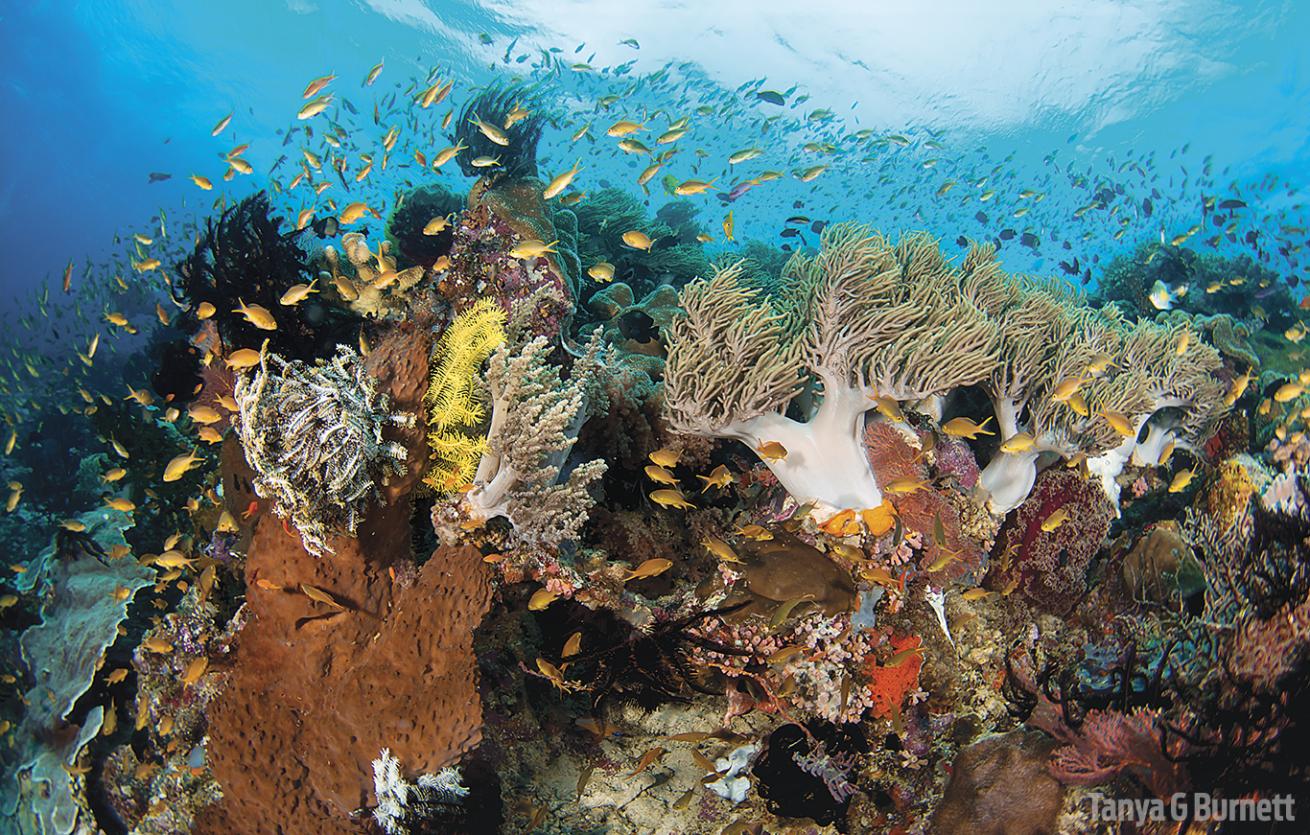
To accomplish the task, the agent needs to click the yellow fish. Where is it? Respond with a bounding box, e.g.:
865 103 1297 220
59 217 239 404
1274 382 1305 402
1168 469 1195 493
999 432 1035 453
543 160 582 200
181 656 209 686
722 210 734 241
469 114 509 146
1040 507 1070 532
755 441 788 461
299 583 347 611
140 636 173 654
163 450 203 483
1099 410 1136 437
297 94 333 120
587 262 615 283
624 558 673 581
431 140 466 169
649 447 680 468
191 174 213 190
508 239 558 260
883 477 929 495
649 489 694 510
278 279 319 306
233 299 277 331
338 202 370 225
701 536 740 563
196 301 217 320
643 465 680 486
226 347 263 370
622 230 653 250
470 155 501 168
941 416 994 439
606 119 644 137
1050 377 1085 402
188 405 222 425
528 588 557 611
422 216 451 236
696 464 733 492
673 179 716 196
104 497 136 513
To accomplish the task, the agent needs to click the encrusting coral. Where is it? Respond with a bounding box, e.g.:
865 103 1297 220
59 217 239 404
232 344 413 556
422 298 506 492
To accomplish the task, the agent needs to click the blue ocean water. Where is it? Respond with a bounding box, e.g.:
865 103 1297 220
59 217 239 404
2 0 1309 307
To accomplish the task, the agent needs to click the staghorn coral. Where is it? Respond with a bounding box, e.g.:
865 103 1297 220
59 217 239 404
663 225 999 516
232 344 413 556
423 298 506 492
457 329 610 548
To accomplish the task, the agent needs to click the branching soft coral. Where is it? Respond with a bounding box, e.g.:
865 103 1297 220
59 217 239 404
459 329 610 547
233 345 413 556
664 224 999 515
423 299 506 492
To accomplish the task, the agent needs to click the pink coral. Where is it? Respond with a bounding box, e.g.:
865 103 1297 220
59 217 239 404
987 469 1113 613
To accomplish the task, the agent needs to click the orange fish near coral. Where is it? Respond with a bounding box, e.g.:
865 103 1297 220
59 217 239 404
624 558 673 581
755 441 788 461
649 488 694 510
941 416 994 439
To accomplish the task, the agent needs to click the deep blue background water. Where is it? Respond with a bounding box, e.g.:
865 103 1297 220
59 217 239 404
2 0 1308 309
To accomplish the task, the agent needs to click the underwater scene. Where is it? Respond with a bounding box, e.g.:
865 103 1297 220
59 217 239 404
4 1 1310 833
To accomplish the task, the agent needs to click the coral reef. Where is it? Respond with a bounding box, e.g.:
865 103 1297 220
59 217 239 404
318 231 428 320
175 191 359 360
385 182 464 268
987 469 1114 612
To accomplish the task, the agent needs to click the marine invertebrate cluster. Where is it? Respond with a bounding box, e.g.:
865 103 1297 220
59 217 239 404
973 260 1228 512
987 469 1115 612
232 344 412 556
320 232 427 320
422 298 506 492
175 191 358 360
